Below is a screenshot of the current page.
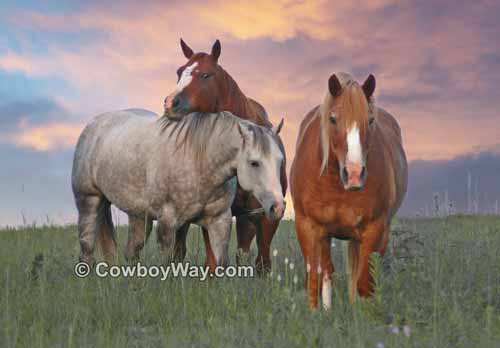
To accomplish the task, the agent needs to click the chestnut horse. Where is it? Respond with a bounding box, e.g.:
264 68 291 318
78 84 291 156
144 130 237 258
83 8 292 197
163 39 287 273
290 72 407 309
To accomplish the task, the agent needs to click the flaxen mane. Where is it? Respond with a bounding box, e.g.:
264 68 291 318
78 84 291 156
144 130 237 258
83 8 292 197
319 72 376 174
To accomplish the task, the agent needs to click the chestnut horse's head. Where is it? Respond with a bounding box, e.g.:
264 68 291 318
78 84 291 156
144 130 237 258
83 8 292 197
164 39 224 118
319 72 377 191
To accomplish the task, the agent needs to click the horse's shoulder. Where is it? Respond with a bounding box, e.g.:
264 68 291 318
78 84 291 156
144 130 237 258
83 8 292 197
375 107 402 142
296 106 320 149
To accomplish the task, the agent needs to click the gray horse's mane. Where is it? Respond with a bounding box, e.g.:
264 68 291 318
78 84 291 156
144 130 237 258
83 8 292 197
158 111 272 165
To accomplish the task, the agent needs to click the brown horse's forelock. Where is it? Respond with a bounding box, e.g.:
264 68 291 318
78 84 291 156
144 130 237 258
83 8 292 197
319 73 376 175
158 112 274 166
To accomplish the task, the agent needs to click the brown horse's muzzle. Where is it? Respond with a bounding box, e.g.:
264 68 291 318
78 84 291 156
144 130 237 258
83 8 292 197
341 161 367 191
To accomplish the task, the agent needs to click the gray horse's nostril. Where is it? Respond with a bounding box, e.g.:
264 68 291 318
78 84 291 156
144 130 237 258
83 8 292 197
270 203 277 214
341 167 349 183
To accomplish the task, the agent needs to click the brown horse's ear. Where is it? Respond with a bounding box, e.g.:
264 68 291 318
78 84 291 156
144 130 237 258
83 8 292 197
211 39 221 62
362 74 376 100
328 74 342 98
274 118 284 135
180 38 194 59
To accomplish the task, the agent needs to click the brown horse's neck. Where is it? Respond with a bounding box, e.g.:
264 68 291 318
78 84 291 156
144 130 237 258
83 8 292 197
217 67 268 127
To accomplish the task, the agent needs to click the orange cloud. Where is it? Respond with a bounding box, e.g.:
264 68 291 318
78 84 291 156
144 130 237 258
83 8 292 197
5 122 84 151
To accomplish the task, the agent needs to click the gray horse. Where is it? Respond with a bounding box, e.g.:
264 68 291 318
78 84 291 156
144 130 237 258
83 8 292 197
71 109 285 267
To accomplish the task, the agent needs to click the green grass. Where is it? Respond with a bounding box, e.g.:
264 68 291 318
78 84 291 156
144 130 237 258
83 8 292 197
1 216 500 347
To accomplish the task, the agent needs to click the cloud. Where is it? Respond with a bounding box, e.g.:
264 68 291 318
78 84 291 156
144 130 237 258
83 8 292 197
401 148 500 215
0 98 83 151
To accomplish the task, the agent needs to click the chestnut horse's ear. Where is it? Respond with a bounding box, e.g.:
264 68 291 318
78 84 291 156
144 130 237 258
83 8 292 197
328 74 342 98
274 118 284 135
211 39 221 62
362 74 376 100
180 38 194 59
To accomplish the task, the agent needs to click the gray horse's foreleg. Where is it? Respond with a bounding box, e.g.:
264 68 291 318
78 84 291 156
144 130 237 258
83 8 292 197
125 215 153 262
76 195 104 265
96 202 117 264
205 210 232 268
157 220 176 262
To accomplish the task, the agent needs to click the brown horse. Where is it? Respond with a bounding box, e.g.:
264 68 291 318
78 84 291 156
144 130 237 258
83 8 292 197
290 72 407 309
163 39 287 273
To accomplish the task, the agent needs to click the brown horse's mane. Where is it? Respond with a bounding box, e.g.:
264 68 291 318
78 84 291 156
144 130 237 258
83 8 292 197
216 65 273 128
318 72 376 174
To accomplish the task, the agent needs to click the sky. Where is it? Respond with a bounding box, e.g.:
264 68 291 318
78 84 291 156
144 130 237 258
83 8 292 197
1 0 500 226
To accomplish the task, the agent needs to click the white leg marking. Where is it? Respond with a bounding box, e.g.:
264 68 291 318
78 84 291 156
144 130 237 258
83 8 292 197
346 123 362 164
176 62 198 92
322 274 332 310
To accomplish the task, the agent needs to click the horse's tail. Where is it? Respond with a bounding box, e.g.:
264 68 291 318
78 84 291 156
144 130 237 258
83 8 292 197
346 240 360 303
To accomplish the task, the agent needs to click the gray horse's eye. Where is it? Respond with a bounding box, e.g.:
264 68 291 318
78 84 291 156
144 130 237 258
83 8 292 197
249 160 261 168
369 117 375 126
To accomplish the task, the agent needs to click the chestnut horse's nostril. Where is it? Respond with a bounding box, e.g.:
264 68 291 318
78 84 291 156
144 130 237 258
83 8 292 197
172 96 181 108
360 166 367 181
341 167 349 184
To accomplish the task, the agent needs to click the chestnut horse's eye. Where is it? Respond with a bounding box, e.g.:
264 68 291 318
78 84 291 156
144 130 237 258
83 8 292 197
330 113 337 125
200 73 211 80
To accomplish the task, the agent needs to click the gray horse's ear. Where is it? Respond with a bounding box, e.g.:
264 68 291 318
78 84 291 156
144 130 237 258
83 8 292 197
180 38 194 59
237 123 253 144
274 118 284 135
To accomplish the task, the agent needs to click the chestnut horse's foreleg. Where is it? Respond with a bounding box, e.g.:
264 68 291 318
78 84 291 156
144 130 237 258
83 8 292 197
201 227 218 272
295 213 327 309
173 224 190 261
125 215 153 262
255 216 280 275
235 215 257 265
356 219 387 298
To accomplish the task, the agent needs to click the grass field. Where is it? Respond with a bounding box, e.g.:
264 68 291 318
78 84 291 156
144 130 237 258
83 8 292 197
1 216 499 347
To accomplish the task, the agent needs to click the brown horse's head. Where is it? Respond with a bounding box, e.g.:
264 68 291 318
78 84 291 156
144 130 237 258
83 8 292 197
164 39 224 118
320 72 377 191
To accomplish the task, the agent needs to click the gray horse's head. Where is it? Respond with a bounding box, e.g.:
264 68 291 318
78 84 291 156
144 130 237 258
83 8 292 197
236 120 286 220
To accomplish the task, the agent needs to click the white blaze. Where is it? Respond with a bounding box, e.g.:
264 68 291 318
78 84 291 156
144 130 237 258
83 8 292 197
322 275 332 310
175 62 198 92
346 123 362 164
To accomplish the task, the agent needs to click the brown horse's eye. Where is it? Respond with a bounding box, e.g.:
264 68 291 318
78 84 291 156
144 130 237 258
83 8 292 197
330 113 337 125
200 73 211 80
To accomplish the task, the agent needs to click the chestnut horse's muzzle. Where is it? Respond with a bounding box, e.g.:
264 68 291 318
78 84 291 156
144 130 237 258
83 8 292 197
164 92 191 116
341 161 367 191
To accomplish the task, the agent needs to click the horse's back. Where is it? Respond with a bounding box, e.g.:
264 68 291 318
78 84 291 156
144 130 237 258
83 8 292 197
247 98 273 128
72 109 158 197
